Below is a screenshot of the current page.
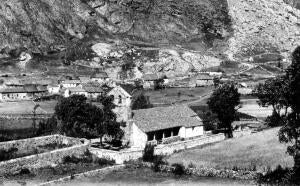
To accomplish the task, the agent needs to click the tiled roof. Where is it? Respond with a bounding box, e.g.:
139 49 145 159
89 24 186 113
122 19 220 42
133 105 203 133
0 87 26 93
0 84 48 93
195 74 214 80
143 74 160 81
68 87 86 92
82 85 103 93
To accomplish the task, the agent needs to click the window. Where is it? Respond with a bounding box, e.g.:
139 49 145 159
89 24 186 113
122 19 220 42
118 95 122 104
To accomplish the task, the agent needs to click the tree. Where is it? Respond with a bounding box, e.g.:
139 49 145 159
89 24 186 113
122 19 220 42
132 93 153 110
207 83 241 138
279 46 300 175
55 95 123 144
213 77 220 88
97 95 125 145
254 76 290 120
55 95 101 138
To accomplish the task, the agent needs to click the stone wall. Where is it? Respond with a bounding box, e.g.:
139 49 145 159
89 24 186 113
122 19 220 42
90 130 253 164
0 134 84 154
155 133 226 155
0 135 89 175
90 148 144 164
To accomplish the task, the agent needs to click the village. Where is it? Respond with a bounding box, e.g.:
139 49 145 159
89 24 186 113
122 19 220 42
0 58 278 186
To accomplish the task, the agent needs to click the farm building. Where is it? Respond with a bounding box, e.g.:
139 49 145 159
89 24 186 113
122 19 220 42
195 74 214 87
0 84 48 101
142 73 160 89
91 72 109 82
64 84 104 99
128 105 204 148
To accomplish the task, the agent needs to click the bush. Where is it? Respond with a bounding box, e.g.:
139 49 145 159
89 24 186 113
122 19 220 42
0 147 18 162
266 111 286 127
257 165 296 185
142 144 155 162
152 155 166 172
172 163 186 176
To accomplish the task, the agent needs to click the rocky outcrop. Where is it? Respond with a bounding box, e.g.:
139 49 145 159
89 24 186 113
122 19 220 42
226 0 300 60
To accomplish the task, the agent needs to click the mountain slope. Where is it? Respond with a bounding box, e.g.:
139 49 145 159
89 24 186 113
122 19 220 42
0 0 299 76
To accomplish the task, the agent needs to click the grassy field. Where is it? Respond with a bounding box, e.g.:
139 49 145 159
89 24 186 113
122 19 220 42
145 87 214 106
0 101 57 115
167 128 293 171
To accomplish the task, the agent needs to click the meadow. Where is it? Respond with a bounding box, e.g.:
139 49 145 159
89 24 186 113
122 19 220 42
144 86 214 106
167 128 293 171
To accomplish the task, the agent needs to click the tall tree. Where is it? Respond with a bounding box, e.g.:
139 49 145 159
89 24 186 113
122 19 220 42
254 76 291 122
207 83 241 138
97 95 125 145
279 46 300 174
55 95 123 144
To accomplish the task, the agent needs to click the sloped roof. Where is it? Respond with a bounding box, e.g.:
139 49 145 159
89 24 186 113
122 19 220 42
82 85 103 93
195 74 214 80
0 84 47 93
143 74 160 81
68 87 86 93
107 85 132 98
133 105 203 133
0 87 26 93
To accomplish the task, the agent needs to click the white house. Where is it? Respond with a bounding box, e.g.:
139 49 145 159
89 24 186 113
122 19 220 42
0 84 48 101
128 105 204 149
64 84 104 99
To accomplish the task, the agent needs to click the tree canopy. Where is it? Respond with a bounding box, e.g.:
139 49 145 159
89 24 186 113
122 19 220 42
207 83 240 138
253 76 291 124
132 93 153 110
278 46 300 173
55 95 123 144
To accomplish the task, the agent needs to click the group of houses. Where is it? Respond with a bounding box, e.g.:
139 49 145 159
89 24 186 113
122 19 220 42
142 72 218 89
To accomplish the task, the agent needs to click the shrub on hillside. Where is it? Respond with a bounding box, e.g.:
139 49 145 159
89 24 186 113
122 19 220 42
171 163 186 176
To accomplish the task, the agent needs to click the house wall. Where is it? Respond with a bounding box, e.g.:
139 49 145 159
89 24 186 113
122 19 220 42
196 80 214 87
185 126 204 138
130 122 148 149
179 127 186 138
0 93 28 100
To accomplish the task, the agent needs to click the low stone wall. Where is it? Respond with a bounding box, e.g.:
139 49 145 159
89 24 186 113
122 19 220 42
155 133 225 155
0 135 84 154
0 136 89 175
90 148 143 164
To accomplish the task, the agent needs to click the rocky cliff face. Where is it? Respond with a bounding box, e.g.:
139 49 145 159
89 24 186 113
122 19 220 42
0 0 231 53
0 0 299 76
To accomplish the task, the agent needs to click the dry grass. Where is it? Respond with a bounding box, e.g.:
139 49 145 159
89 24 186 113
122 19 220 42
167 128 293 171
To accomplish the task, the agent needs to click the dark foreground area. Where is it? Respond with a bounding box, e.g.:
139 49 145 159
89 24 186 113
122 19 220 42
62 167 255 186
